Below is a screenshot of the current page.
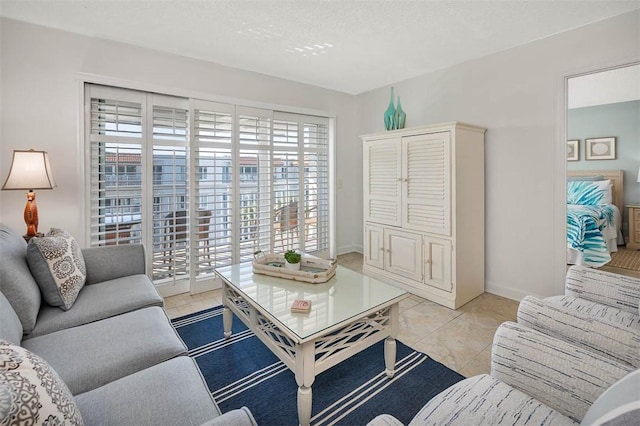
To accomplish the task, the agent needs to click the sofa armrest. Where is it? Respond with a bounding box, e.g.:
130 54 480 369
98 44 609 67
517 295 640 367
491 322 633 422
566 265 640 314
199 407 257 426
82 244 146 285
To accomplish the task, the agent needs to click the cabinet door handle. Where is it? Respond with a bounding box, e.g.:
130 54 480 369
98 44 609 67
426 259 431 264
386 249 391 253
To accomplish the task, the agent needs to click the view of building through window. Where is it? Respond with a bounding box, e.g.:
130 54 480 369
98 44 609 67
86 84 330 286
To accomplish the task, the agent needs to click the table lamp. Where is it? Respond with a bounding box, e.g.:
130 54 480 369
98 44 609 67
2 149 56 240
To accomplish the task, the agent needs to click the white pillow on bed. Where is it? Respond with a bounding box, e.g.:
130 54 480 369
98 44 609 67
567 179 613 205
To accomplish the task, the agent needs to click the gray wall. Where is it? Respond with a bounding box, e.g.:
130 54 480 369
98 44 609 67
568 100 640 236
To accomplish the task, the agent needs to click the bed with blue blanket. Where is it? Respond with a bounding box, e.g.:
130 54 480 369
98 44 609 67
566 173 623 267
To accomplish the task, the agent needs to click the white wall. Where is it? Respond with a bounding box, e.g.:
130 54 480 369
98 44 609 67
0 18 360 254
569 64 640 108
357 10 640 300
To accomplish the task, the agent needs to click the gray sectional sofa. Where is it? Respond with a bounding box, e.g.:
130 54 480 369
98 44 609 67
0 223 256 425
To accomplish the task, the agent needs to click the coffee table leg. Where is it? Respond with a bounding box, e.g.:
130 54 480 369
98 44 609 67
384 337 396 378
223 306 232 338
385 303 400 378
297 386 312 426
222 283 232 338
295 343 315 426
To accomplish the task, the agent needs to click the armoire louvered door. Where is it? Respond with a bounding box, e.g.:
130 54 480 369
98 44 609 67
363 138 402 226
402 132 451 235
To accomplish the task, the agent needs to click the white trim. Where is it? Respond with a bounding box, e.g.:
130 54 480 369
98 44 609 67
484 279 526 302
337 244 362 256
79 81 89 247
75 72 336 120
329 117 337 260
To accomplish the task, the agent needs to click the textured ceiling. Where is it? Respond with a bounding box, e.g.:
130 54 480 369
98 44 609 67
1 0 639 94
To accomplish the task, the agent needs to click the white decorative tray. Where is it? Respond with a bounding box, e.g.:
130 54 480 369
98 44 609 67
252 251 337 284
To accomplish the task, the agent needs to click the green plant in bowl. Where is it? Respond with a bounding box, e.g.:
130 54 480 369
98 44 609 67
284 250 301 264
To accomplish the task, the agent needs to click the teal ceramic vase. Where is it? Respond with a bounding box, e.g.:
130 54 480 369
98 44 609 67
395 96 406 129
384 87 396 130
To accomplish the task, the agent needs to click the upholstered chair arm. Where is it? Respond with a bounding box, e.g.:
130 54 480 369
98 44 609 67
517 295 640 367
82 244 146 285
565 265 640 314
366 414 405 426
491 321 633 422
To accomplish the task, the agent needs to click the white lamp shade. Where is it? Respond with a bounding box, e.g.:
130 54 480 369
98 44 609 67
2 150 56 190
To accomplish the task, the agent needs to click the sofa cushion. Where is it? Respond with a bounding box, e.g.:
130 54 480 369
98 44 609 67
0 340 83 425
26 274 164 338
76 357 221 426
407 374 576 426
0 223 42 333
27 228 87 311
82 244 146 285
22 306 187 395
0 292 23 345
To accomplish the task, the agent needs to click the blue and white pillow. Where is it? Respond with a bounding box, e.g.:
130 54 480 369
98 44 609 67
567 180 612 205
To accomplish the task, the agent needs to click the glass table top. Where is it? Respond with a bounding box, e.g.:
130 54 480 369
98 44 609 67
216 262 408 341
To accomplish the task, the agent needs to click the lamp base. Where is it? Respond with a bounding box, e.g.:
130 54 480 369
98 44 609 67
23 233 44 243
24 190 39 238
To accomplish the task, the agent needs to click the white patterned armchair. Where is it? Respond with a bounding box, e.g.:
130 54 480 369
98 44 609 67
368 322 637 425
518 265 640 368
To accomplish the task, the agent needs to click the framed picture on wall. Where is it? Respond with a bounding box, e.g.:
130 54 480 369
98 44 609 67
567 140 579 161
585 137 616 160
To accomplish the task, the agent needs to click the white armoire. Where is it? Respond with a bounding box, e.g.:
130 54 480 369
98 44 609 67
361 122 486 309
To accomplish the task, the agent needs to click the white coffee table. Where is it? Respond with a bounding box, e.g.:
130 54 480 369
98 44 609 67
215 262 408 426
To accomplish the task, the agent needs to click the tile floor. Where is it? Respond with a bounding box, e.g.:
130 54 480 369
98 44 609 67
164 252 519 378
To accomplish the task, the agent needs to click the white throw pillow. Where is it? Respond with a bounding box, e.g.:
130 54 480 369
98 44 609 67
0 340 84 425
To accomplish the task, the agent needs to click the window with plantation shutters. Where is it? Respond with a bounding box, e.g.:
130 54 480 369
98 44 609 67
237 107 273 262
150 95 190 282
85 83 333 293
191 99 234 272
273 112 330 256
88 87 144 246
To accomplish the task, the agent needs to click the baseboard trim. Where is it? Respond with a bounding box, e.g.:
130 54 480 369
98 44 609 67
156 276 220 297
337 244 363 256
484 280 529 302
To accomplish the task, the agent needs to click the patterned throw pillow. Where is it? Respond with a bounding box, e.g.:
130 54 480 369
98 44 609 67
567 180 613 205
0 340 84 425
27 228 87 311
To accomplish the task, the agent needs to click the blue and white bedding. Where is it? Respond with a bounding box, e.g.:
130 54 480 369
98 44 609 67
567 204 619 267
566 179 620 267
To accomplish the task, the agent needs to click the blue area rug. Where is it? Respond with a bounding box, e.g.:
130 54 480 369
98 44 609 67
172 306 464 426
